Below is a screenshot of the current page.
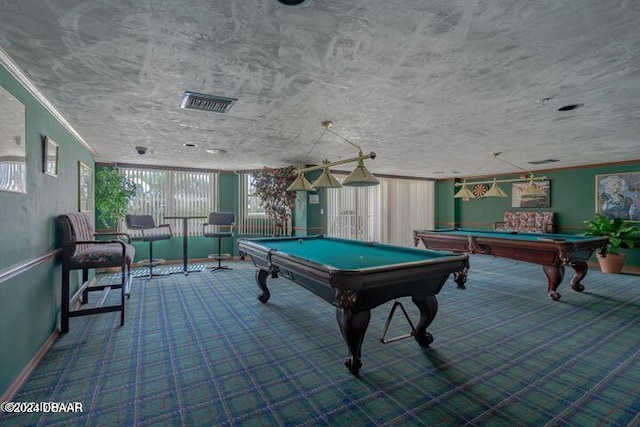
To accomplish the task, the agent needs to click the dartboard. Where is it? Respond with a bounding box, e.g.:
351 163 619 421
472 184 488 198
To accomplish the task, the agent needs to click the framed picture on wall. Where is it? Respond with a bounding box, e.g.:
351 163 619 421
595 173 640 221
43 136 59 177
78 161 94 212
511 180 550 208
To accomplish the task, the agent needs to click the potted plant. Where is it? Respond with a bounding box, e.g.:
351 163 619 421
95 167 137 230
583 213 640 273
252 166 297 236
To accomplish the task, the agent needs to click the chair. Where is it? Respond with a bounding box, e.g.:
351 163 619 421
57 213 135 333
125 214 172 278
203 212 235 272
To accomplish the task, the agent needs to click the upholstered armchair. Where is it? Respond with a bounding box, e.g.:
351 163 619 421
57 213 135 333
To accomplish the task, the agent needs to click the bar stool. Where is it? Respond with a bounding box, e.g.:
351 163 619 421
125 214 172 278
203 212 235 272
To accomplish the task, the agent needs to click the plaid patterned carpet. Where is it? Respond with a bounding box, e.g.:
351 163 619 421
2 256 640 426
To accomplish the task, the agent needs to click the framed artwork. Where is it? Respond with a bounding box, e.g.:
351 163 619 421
595 173 640 221
43 136 59 177
78 161 94 212
511 180 550 208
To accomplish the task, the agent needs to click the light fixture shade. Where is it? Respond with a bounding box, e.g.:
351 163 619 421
286 173 314 192
485 179 508 197
454 182 476 198
342 161 379 187
311 168 343 188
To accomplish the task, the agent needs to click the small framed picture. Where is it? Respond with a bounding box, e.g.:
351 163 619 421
43 136 59 177
78 161 94 212
511 180 550 208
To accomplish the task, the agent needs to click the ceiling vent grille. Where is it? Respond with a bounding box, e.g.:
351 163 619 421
180 91 237 113
527 159 559 165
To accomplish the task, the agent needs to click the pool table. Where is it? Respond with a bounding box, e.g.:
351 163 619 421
413 229 609 301
238 235 469 375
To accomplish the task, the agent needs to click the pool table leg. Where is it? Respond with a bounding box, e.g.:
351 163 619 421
542 265 566 301
336 309 371 375
412 295 437 347
255 269 271 303
569 260 587 292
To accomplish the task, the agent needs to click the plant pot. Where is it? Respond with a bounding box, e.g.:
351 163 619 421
597 252 626 274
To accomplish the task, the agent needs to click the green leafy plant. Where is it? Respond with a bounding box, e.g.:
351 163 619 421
95 167 137 229
252 166 297 236
583 213 640 254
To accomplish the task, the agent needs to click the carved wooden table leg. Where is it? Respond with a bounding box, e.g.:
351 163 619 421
412 295 438 347
255 269 271 303
542 265 565 301
336 309 371 375
569 260 588 292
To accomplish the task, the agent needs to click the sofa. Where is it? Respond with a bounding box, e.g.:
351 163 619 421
494 211 555 233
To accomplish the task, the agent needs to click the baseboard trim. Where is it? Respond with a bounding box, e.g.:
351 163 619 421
1 330 59 402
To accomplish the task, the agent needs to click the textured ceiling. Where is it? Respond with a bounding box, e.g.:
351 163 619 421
1 0 639 179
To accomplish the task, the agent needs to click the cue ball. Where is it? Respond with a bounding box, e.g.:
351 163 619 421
298 239 304 244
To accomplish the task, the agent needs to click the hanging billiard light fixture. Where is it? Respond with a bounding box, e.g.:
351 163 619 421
286 121 379 191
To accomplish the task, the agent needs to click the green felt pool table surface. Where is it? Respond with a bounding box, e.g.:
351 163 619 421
248 235 456 270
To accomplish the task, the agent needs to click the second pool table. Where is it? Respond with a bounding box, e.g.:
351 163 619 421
238 235 469 375
413 228 609 301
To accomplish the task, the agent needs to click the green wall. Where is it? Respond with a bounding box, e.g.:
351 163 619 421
435 162 640 268
0 64 94 395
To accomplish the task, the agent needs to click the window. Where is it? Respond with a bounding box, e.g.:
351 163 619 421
246 175 266 217
238 173 283 236
121 167 218 236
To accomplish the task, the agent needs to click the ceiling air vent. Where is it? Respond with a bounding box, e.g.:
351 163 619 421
527 159 559 165
180 91 237 113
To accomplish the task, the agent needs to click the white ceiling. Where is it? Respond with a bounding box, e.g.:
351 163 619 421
1 0 639 179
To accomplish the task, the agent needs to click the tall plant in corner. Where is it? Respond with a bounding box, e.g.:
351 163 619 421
95 167 137 230
252 166 297 236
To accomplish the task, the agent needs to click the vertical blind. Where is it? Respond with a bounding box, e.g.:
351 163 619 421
237 173 284 236
381 178 434 247
326 176 434 246
326 176 381 242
